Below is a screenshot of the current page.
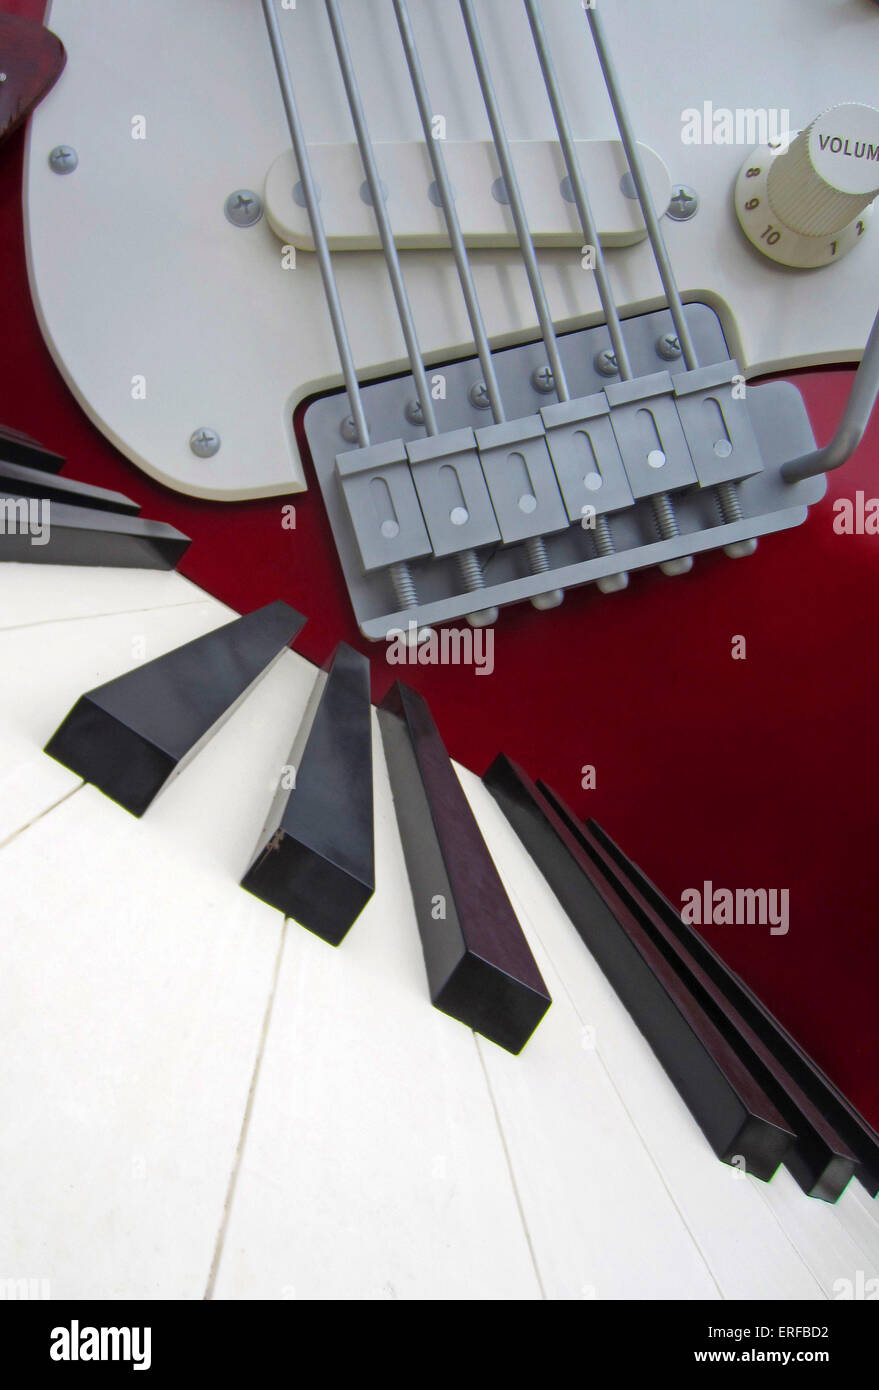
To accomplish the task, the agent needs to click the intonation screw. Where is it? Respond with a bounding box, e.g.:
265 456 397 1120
525 536 564 609
48 145 78 174
531 365 556 394
469 381 492 410
653 493 694 575
716 481 758 559
657 332 682 361
224 190 264 228
595 349 619 377
189 428 221 458
405 399 425 425
390 561 419 612
593 515 629 594
667 185 699 221
457 549 498 628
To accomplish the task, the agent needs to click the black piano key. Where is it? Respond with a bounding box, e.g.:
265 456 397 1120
0 459 141 514
45 600 307 817
483 755 795 1179
0 424 65 473
241 642 374 946
584 816 879 1200
378 683 551 1056
539 784 857 1203
0 498 190 570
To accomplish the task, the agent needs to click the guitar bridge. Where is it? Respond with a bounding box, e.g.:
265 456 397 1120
304 302 825 640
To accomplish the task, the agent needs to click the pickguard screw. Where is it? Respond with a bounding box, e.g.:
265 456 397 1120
189 428 221 458
224 189 263 228
657 332 682 361
532 365 556 394
340 416 360 443
469 381 492 409
595 349 619 377
667 185 699 221
48 145 78 174
405 399 424 425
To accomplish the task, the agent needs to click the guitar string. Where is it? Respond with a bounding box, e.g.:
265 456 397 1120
583 2 700 560
326 0 502 620
585 4 754 547
459 0 571 407
524 0 632 382
263 0 419 613
584 5 698 372
392 0 506 425
325 0 439 439
524 0 629 584
261 0 369 452
393 0 564 611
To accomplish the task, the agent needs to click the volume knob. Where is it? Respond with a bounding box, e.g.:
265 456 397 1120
735 103 879 268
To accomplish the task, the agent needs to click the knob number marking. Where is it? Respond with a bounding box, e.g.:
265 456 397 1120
735 140 872 268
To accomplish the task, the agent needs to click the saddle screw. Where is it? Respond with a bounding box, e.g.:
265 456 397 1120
405 399 425 425
469 381 492 410
531 365 556 394
595 349 619 377
667 185 699 221
189 428 221 458
224 189 263 228
48 145 78 174
657 332 682 361
340 416 360 444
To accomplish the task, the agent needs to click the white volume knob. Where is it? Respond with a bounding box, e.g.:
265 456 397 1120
735 103 879 268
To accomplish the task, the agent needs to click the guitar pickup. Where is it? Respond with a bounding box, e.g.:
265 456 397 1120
335 439 432 573
541 392 635 523
673 361 764 487
474 416 569 544
604 370 697 498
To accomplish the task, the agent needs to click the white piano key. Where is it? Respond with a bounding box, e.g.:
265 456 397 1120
459 768 828 1300
829 1183 879 1271
0 627 321 1298
750 1167 879 1298
0 562 206 630
209 717 543 1301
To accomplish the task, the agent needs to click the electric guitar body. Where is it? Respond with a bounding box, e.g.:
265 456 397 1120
1 0 879 1302
23 0 879 499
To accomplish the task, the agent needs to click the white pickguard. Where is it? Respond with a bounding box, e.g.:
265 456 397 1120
24 0 879 501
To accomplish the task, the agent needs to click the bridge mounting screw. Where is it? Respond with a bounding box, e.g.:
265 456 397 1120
469 381 492 410
48 145 78 174
595 349 619 377
405 399 424 425
531 365 556 394
224 189 263 228
189 428 221 458
667 185 699 221
657 332 682 361
340 416 360 443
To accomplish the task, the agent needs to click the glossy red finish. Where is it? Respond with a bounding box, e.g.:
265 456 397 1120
1 1 877 1126
0 10 64 145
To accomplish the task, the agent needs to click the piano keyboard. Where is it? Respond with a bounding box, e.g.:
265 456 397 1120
1 562 878 1299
